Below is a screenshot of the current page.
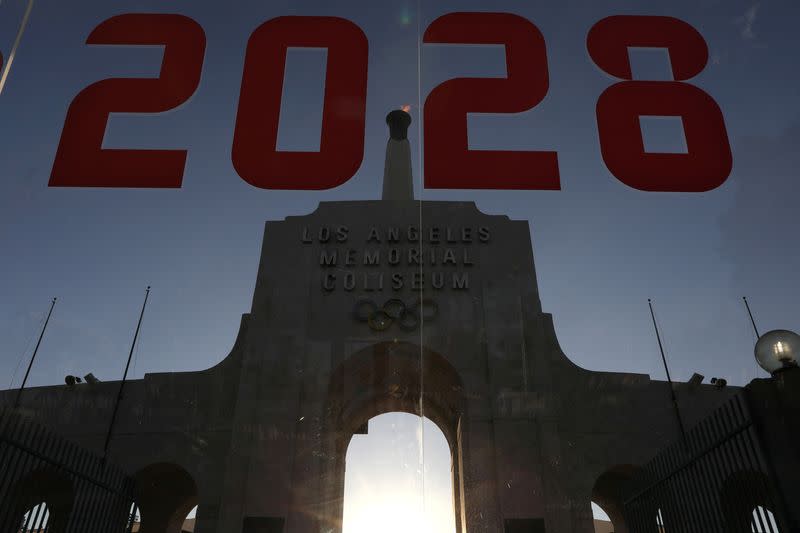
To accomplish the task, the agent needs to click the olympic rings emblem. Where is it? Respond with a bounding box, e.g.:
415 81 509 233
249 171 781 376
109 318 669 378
353 298 439 331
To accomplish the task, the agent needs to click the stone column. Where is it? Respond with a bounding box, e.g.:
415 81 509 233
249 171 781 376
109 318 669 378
457 417 504 532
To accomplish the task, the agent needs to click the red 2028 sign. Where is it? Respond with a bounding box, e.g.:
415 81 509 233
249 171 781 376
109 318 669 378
48 12 732 193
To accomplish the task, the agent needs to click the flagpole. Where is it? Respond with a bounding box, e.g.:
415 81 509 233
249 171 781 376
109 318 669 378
743 296 760 338
104 286 150 458
13 297 57 409
648 299 686 441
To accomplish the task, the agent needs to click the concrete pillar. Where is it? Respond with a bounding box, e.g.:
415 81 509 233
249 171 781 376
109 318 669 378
458 418 503 532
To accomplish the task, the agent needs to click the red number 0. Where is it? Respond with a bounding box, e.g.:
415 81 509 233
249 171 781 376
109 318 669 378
49 14 206 188
587 16 732 192
423 12 560 190
232 17 368 190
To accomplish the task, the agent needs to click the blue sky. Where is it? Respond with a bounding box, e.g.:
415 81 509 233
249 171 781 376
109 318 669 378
1 0 798 526
1 0 796 388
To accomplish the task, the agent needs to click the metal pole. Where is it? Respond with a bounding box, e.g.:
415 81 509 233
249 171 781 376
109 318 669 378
13 297 57 409
103 286 150 458
743 296 761 338
648 299 687 441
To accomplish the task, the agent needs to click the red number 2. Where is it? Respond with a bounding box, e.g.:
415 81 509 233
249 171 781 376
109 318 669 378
49 14 205 188
587 16 732 192
423 12 560 190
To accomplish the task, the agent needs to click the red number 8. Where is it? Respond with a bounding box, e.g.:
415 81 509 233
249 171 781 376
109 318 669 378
587 16 732 192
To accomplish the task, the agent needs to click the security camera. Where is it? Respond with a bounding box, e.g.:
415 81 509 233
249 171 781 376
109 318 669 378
84 373 100 385
710 377 727 389
65 375 84 386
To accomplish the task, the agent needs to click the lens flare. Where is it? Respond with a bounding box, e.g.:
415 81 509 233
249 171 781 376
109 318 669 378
400 7 411 26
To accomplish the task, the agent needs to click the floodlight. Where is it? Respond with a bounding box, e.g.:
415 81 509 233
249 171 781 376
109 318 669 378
755 330 800 375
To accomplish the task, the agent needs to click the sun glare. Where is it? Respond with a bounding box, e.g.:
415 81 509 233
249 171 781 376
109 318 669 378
343 413 456 533
345 494 427 533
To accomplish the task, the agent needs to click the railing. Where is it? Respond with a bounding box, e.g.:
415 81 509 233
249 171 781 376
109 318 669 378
623 394 788 533
0 408 138 533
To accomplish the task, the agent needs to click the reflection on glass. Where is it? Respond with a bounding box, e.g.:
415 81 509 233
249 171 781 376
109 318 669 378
0 0 34 96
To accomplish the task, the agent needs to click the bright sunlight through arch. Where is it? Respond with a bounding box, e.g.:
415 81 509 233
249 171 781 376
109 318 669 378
343 412 456 533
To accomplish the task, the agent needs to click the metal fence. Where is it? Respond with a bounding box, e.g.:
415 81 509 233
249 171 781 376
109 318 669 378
623 394 789 533
0 408 139 533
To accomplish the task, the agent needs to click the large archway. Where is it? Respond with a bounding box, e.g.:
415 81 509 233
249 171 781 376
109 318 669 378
342 412 456 533
4 468 74 533
133 463 198 533
591 464 643 533
321 342 466 533
720 470 783 532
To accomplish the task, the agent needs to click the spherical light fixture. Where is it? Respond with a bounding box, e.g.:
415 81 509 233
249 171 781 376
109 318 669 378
754 329 800 374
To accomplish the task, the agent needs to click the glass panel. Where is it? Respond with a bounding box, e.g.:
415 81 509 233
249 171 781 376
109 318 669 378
1 3 798 533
